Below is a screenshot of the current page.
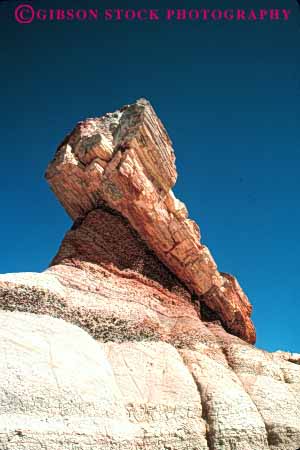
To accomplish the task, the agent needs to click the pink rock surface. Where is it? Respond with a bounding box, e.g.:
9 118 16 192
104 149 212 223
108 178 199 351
45 98 255 343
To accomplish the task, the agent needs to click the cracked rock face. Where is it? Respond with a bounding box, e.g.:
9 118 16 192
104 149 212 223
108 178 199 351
1 99 299 450
45 98 255 344
0 294 299 450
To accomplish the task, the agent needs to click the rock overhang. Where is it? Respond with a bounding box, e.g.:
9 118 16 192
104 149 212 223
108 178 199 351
45 98 256 344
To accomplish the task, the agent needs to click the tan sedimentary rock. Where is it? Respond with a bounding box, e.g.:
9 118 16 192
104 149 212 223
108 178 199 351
45 98 255 343
0 297 299 449
0 311 209 450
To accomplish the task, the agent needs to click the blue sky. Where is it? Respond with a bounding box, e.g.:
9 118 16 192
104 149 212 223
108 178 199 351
0 0 299 352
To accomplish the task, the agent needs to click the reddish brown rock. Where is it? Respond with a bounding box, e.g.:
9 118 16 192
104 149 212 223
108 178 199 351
48 206 203 343
45 98 255 343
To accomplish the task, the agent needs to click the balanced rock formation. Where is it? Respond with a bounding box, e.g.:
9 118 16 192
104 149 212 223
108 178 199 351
0 99 299 450
45 98 255 344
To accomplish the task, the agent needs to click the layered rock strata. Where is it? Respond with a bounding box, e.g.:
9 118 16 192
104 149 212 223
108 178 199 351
45 98 255 343
0 293 299 450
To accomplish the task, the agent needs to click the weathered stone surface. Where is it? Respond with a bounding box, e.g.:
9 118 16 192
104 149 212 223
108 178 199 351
45 98 255 343
0 304 299 450
0 210 212 347
102 341 208 448
0 311 209 450
180 348 269 450
225 344 300 450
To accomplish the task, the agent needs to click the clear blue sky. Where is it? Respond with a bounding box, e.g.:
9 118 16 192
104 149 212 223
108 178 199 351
1 0 299 352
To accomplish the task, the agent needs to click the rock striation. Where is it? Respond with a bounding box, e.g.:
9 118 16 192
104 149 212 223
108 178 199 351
45 98 255 344
0 99 299 450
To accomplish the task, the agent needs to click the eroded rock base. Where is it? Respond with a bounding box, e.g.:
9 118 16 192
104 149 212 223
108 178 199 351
0 274 300 450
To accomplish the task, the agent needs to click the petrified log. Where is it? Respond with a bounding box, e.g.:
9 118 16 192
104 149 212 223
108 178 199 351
46 98 255 343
